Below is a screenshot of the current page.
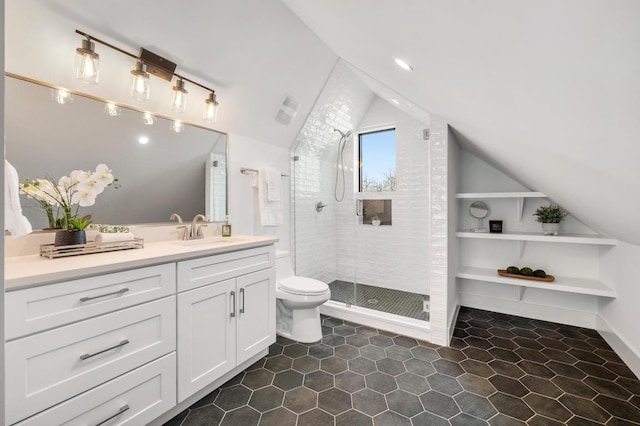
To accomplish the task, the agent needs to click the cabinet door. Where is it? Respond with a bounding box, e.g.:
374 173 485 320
236 268 276 365
177 279 236 402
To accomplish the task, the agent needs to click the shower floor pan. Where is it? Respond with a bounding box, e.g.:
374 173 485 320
327 280 429 321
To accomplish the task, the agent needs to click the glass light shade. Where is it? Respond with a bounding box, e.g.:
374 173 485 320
75 39 100 84
104 103 121 116
51 88 74 105
130 62 150 101
170 120 185 133
203 92 218 122
142 112 155 125
170 79 188 113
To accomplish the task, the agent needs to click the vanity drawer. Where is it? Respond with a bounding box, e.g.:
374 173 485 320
178 245 275 292
6 263 176 340
14 353 176 426
5 296 176 425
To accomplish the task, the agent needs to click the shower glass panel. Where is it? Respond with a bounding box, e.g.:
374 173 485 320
292 59 431 325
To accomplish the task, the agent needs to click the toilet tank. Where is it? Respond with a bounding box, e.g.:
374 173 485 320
275 250 294 281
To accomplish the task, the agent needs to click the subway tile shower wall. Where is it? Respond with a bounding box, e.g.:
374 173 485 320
292 61 432 298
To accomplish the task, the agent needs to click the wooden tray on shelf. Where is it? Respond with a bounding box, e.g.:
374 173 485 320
497 269 555 282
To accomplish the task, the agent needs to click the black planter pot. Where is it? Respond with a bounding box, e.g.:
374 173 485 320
54 230 87 247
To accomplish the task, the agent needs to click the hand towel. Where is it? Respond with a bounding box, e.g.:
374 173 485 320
4 159 33 238
94 232 135 243
257 168 283 226
264 167 282 201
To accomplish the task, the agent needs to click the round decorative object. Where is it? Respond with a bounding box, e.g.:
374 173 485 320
54 230 87 246
541 223 560 236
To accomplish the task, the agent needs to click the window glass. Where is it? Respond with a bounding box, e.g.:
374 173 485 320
359 128 396 192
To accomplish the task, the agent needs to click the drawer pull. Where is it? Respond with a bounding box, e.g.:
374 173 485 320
80 288 130 302
80 340 130 360
93 404 130 426
230 291 236 318
240 288 245 314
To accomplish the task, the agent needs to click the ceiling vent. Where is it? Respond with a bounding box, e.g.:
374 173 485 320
274 94 300 125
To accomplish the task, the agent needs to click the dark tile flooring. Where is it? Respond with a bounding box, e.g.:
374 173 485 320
164 307 640 425
328 280 429 321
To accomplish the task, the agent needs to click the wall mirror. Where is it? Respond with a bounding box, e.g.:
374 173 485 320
5 74 227 230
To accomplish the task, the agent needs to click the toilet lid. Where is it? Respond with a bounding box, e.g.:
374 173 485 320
280 277 328 295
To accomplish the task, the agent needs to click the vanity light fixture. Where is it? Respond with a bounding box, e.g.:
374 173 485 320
75 36 100 84
394 58 414 72
170 120 185 133
74 29 220 121
52 88 74 105
130 61 150 101
170 78 188 113
104 102 121 117
203 91 218 122
142 112 155 125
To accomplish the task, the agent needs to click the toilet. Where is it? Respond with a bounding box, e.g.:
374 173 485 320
276 250 331 343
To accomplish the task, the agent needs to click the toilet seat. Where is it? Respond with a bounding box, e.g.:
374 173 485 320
279 276 328 296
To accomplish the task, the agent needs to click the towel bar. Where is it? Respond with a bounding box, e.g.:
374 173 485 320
240 167 288 177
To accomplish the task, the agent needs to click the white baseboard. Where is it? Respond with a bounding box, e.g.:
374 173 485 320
320 301 431 342
596 314 640 379
459 293 597 329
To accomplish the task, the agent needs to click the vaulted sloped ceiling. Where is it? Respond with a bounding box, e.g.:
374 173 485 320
282 0 640 245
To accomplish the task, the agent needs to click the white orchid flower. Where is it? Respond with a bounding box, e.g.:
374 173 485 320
93 164 114 186
71 189 97 207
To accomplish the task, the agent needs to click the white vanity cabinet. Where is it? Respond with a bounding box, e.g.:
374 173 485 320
176 246 276 402
5 264 177 426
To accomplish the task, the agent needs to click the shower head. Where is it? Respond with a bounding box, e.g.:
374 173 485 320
333 128 352 139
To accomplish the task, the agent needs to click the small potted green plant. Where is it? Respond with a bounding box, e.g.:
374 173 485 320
533 204 568 235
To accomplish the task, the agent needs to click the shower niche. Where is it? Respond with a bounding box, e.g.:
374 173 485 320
362 199 392 225
291 59 432 339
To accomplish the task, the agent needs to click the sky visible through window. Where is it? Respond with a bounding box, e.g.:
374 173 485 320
360 128 396 191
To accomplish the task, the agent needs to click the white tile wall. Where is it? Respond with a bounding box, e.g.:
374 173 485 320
293 61 434 300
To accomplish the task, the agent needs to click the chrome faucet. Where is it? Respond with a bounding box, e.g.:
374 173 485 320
189 214 207 239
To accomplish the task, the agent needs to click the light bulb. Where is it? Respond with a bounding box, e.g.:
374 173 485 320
203 91 218 122
104 103 121 116
142 112 155 126
75 38 100 84
170 120 185 133
130 61 150 101
52 88 74 105
138 136 150 145
170 79 188 113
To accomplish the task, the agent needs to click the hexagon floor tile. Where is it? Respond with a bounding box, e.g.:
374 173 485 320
164 309 640 426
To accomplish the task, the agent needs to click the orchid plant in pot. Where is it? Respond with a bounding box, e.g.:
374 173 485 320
19 164 119 246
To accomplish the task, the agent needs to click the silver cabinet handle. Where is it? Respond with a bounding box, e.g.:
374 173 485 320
356 199 363 216
80 340 130 360
240 288 245 314
230 291 236 318
93 405 130 426
80 288 129 302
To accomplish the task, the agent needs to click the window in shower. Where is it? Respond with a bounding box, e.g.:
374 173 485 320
359 128 396 192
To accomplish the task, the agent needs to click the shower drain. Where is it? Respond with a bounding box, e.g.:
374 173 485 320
367 299 379 305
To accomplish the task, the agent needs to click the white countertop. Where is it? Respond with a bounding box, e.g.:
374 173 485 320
5 235 278 291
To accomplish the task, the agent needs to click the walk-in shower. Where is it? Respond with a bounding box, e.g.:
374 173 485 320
291 60 432 340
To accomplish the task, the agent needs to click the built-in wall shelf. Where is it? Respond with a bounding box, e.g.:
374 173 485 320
456 266 616 299
456 192 546 199
456 192 547 224
456 231 617 246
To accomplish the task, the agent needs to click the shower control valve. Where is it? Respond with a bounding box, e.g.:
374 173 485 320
315 201 328 212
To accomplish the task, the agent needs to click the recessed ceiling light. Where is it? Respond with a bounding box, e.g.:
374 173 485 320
138 136 149 145
394 58 413 72
390 98 400 105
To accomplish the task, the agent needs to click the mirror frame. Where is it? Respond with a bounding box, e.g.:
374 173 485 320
4 72 229 228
